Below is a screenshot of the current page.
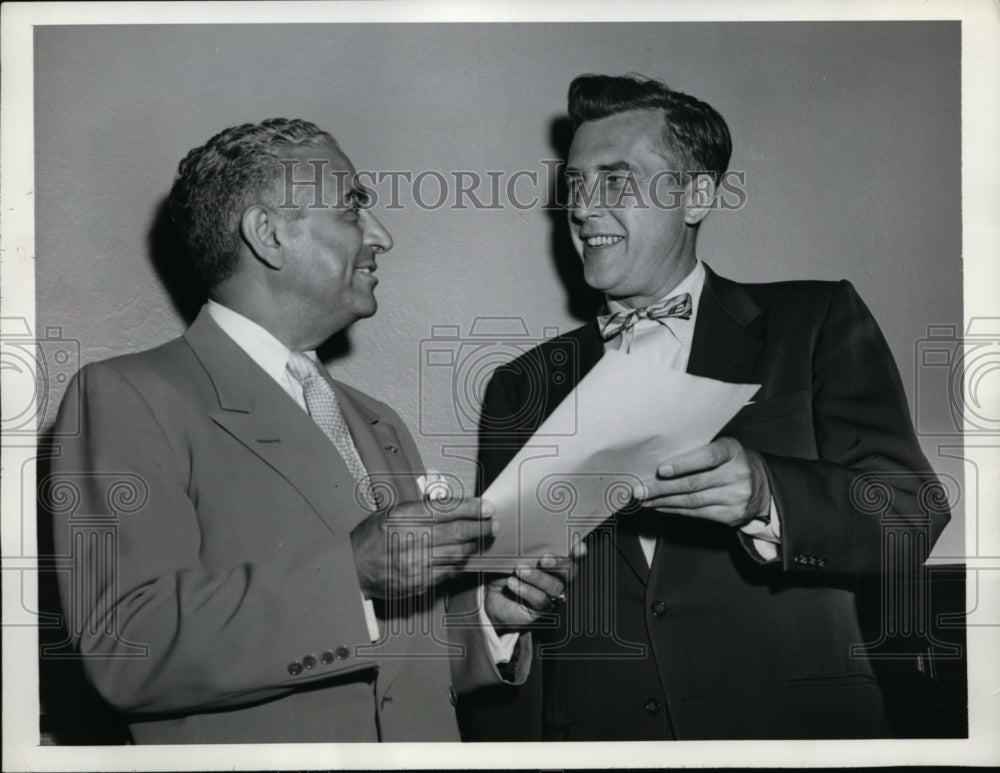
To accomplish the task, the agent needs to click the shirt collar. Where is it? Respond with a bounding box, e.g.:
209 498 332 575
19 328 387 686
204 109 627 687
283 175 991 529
605 260 706 322
205 300 318 383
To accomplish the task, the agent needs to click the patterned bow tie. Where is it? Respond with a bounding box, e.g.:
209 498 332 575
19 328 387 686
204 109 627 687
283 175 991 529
598 292 693 341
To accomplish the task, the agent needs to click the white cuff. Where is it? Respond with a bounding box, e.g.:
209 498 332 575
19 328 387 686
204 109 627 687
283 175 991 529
477 585 520 664
739 496 781 561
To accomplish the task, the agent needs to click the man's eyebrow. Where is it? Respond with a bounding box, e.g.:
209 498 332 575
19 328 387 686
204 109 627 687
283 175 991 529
597 161 635 173
564 161 635 175
330 181 366 206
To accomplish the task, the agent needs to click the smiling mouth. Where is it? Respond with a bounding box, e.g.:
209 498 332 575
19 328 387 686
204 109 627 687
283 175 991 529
355 265 377 275
583 235 624 247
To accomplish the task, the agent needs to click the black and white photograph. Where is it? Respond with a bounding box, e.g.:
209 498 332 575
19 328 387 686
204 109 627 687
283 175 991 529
1 1 998 769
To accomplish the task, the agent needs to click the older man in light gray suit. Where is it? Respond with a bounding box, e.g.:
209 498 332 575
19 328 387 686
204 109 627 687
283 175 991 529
49 118 576 743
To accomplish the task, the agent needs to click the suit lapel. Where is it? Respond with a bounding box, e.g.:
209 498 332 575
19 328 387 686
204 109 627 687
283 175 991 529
598 266 765 584
331 376 441 695
544 322 604 416
686 264 763 384
615 513 655 586
184 310 367 536
187 310 433 687
324 379 406 693
326 374 421 505
577 321 606 376
648 264 764 581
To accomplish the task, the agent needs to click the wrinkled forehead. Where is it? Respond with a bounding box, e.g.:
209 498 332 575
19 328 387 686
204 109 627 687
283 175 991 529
567 109 675 172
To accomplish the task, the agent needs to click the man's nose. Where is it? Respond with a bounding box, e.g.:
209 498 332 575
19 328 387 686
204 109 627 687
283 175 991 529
571 197 601 223
569 185 601 222
364 212 393 253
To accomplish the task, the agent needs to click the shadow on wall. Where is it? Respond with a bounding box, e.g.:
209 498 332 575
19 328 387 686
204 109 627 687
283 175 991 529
547 115 603 323
147 197 206 327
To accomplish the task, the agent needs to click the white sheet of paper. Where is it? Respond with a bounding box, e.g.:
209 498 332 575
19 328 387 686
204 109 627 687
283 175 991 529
476 350 759 568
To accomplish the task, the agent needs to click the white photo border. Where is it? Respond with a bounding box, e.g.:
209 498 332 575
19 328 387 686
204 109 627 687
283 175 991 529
3 1 998 769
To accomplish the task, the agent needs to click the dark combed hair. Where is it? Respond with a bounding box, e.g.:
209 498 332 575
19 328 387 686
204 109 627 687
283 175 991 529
167 118 335 286
568 74 732 183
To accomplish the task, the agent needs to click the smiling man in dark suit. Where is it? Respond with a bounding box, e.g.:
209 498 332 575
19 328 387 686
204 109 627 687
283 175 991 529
48 118 575 743
460 75 949 741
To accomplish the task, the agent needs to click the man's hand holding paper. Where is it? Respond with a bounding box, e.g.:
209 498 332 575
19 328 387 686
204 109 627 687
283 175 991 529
636 436 772 527
483 541 587 634
480 349 759 567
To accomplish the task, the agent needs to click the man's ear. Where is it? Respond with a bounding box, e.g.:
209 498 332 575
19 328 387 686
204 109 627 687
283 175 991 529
240 204 285 270
683 174 717 226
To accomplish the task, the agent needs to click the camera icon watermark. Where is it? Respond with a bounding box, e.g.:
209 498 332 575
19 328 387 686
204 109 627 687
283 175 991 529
1 316 80 438
914 317 1000 436
418 317 577 437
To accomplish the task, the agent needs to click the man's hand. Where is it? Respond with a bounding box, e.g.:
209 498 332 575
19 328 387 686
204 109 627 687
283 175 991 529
484 541 587 634
635 437 771 527
351 498 494 599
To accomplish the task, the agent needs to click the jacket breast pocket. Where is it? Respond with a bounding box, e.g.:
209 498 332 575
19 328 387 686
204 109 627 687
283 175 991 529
720 390 816 458
784 671 879 686
729 390 810 426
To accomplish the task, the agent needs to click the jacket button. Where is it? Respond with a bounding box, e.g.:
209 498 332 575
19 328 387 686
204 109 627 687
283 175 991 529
448 686 458 706
336 645 350 660
650 600 667 617
321 651 335 664
303 654 317 669
287 661 303 676
817 558 827 568
645 698 661 715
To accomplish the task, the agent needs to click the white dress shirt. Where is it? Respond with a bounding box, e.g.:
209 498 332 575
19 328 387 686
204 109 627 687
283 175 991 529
601 263 781 564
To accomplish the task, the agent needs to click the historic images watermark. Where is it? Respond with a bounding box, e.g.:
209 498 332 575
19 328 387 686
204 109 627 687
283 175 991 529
278 158 749 213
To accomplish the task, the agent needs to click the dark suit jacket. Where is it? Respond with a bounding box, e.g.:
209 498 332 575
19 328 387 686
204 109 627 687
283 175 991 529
461 265 949 741
48 309 504 743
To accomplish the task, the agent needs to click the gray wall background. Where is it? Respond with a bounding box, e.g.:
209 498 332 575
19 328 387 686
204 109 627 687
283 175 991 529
35 22 964 556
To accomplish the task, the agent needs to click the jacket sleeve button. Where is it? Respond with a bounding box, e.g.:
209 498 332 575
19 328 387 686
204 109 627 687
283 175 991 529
287 661 303 676
336 645 350 660
303 654 317 669
321 650 335 664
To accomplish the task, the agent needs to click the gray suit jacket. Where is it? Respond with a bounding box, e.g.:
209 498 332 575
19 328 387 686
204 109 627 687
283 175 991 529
49 309 506 743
